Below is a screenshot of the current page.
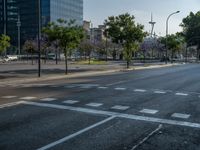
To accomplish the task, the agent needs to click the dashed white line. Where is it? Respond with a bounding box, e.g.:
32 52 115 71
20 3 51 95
134 89 146 92
0 101 24 109
114 87 126 91
37 116 115 150
22 101 200 129
140 109 158 114
98 87 108 89
63 100 79 104
86 103 103 107
172 113 191 119
40 98 57 101
1 96 17 99
175 93 188 96
106 80 127 86
154 91 166 94
111 105 130 110
19 97 37 100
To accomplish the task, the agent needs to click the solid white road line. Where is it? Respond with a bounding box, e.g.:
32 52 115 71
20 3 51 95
37 116 115 150
131 124 163 150
154 91 166 94
134 89 146 92
111 105 130 110
40 98 57 102
1 96 17 99
114 87 126 91
172 113 191 119
0 101 24 109
63 100 79 104
175 93 188 96
19 97 37 100
140 109 158 114
22 101 200 129
86 103 103 107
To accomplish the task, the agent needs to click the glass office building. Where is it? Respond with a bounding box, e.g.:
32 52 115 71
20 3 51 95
0 0 83 52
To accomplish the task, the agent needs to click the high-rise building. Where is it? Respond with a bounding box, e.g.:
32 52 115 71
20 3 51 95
0 0 83 53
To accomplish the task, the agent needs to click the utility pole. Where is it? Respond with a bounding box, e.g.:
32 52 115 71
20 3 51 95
17 14 21 59
3 0 7 56
38 0 41 77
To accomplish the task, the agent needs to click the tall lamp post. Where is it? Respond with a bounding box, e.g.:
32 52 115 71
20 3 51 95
165 11 180 64
17 14 21 59
38 0 41 77
3 0 7 56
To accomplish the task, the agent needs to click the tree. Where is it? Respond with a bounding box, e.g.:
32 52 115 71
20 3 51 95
161 34 184 62
54 19 84 74
104 13 146 68
42 23 60 64
0 34 11 55
79 39 94 64
23 40 37 65
181 11 200 60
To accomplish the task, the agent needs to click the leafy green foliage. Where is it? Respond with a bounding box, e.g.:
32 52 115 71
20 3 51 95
0 34 11 54
104 13 146 68
43 19 84 74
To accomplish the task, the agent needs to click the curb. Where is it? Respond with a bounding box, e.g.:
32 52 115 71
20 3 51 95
0 63 182 84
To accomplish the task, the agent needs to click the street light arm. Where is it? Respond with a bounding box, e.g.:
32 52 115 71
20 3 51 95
166 11 180 36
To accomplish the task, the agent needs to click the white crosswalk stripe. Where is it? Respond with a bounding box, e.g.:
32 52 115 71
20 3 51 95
140 109 158 114
134 89 147 92
19 97 37 100
171 113 190 119
63 100 79 104
1 96 17 99
40 98 57 101
111 105 130 110
86 103 103 107
114 87 126 91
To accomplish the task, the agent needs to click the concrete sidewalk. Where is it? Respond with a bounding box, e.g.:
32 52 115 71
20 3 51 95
0 61 183 84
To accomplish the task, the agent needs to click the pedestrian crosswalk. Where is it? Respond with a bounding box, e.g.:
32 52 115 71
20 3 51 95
0 95 194 120
0 83 198 98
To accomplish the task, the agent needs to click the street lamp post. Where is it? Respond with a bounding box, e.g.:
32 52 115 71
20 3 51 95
17 14 21 59
38 0 41 77
3 0 7 56
165 11 180 64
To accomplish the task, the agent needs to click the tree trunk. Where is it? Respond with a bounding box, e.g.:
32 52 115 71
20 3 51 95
89 53 91 65
127 61 130 69
64 51 68 74
31 52 33 65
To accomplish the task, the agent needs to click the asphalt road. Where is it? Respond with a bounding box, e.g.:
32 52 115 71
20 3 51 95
1 63 200 150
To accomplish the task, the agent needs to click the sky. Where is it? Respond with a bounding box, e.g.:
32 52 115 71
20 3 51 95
84 0 200 36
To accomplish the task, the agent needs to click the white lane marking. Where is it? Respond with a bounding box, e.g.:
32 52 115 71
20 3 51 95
19 97 37 100
154 91 166 94
37 116 115 150
98 87 108 89
175 93 188 96
111 105 130 110
1 96 17 99
40 98 57 101
140 109 158 114
106 80 127 86
134 89 146 92
172 113 191 119
63 100 79 104
22 101 200 129
131 124 163 150
0 101 24 109
114 87 126 91
86 103 103 107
